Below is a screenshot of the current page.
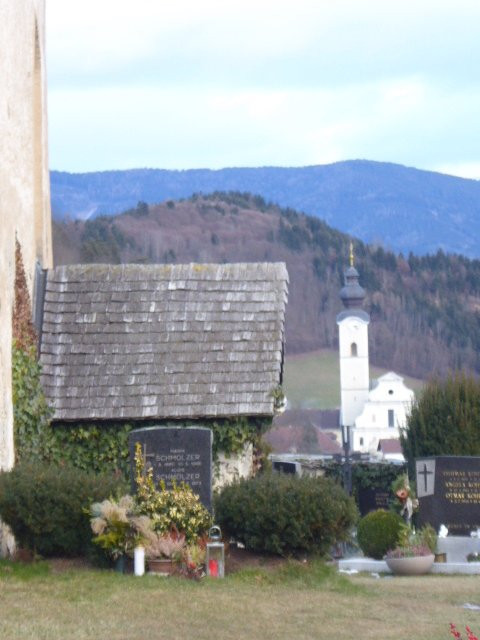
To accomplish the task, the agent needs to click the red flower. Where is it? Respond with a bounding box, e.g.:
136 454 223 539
466 626 479 640
449 623 479 640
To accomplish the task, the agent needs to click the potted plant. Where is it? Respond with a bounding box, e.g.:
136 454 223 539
385 525 437 575
90 495 154 572
145 529 186 576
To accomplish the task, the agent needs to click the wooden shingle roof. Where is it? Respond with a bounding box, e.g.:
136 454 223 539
40 262 288 421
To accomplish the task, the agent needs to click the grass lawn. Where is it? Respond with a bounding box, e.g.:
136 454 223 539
284 349 424 410
0 559 478 639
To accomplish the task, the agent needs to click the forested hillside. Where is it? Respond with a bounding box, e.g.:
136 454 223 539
52 193 480 379
51 160 480 257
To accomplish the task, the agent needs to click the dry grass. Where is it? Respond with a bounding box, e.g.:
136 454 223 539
0 560 478 639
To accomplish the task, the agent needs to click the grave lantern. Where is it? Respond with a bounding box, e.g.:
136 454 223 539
206 526 225 578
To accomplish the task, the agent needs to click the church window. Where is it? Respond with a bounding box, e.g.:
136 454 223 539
388 389 393 395
388 409 395 428
359 437 364 446
350 342 358 357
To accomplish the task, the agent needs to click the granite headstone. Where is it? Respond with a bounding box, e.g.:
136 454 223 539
357 487 390 517
129 426 213 511
416 456 480 535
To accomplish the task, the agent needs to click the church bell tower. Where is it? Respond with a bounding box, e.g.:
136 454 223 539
336 245 370 428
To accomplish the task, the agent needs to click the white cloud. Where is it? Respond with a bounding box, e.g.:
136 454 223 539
46 0 480 173
435 164 480 181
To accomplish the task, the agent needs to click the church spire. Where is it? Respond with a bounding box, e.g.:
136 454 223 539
339 242 365 309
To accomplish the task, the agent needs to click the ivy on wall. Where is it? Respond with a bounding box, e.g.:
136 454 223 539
12 240 36 351
48 417 271 481
12 240 54 463
12 342 54 462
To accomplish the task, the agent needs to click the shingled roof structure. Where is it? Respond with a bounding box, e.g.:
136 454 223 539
39 263 288 422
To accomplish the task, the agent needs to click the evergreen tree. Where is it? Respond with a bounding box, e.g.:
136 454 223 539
401 372 480 475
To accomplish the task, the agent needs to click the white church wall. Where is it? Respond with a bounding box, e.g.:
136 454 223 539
352 373 414 453
0 0 52 473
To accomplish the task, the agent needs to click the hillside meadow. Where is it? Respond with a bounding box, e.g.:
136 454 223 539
283 349 424 410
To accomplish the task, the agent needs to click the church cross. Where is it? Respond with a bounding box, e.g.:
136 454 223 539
418 463 433 493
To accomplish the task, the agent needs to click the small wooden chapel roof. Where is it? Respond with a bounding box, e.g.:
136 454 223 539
39 262 288 422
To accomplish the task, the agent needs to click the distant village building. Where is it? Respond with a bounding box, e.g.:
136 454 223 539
377 438 405 463
337 249 414 455
39 262 288 483
0 0 53 473
267 409 342 456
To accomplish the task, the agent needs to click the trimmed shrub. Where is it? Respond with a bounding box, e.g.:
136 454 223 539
0 461 126 557
357 509 405 559
214 473 358 557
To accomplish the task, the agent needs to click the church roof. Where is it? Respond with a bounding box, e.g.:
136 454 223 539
377 438 403 454
339 264 366 309
39 262 288 421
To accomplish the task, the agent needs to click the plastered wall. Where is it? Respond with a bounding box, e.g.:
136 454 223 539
0 0 53 470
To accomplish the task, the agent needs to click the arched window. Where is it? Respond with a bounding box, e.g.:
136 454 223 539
350 342 358 357
359 437 364 447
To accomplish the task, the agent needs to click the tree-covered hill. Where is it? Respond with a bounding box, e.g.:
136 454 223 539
52 192 480 380
50 160 480 257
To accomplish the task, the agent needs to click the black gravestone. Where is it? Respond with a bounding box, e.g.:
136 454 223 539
416 456 480 536
129 427 213 512
357 487 390 517
273 460 299 475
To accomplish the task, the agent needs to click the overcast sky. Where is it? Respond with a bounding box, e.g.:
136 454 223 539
46 0 480 178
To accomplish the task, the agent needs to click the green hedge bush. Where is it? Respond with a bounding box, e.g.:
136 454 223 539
0 461 126 557
356 509 404 559
214 473 358 557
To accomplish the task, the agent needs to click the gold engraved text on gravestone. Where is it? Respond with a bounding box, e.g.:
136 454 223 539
154 448 202 489
443 470 480 504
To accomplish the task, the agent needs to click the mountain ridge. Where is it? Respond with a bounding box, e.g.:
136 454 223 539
50 160 480 258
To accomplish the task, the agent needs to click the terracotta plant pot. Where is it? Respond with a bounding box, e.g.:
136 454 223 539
385 554 435 576
147 558 177 576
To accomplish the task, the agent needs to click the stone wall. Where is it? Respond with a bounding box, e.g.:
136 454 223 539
0 0 52 471
214 443 255 490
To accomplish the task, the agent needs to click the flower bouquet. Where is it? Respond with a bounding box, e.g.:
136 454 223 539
90 494 153 562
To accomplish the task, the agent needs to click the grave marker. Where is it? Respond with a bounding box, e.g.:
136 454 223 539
357 487 390 516
129 426 213 511
416 456 480 535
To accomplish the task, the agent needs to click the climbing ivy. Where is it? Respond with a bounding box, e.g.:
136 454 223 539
12 341 54 463
209 416 272 459
16 414 271 481
49 422 132 477
12 241 54 463
48 417 271 481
